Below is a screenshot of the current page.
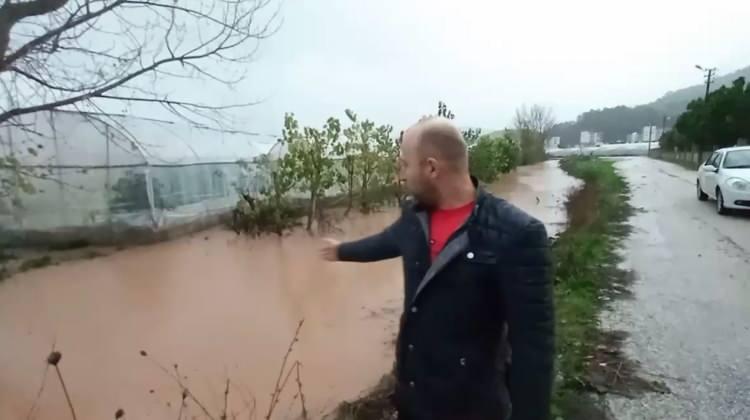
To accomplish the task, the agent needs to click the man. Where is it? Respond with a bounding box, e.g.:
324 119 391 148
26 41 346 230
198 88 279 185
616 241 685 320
321 117 554 420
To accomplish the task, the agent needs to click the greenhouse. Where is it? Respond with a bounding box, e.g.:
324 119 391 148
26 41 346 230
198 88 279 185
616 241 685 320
0 110 277 245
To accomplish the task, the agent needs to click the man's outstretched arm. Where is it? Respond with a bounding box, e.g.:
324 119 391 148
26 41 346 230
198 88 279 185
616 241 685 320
501 219 555 420
321 221 401 262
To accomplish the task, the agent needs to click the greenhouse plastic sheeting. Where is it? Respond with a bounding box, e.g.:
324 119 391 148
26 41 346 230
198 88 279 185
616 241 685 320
0 110 275 241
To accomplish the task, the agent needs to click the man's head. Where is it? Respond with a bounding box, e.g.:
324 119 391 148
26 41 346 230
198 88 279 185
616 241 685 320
399 117 469 207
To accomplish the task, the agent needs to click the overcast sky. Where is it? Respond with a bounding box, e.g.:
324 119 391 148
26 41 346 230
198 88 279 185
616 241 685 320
142 0 750 140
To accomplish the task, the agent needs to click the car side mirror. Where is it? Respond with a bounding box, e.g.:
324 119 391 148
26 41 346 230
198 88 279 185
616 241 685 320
704 164 718 173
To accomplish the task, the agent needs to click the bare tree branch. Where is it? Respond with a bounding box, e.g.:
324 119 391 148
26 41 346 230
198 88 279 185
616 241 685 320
0 0 278 131
1 0 124 69
514 104 556 138
97 94 262 110
9 65 87 92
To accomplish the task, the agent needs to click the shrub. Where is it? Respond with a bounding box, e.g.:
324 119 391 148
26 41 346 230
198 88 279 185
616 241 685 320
469 134 519 183
231 192 303 237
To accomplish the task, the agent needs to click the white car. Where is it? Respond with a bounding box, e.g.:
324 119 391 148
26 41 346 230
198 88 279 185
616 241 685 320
696 145 750 214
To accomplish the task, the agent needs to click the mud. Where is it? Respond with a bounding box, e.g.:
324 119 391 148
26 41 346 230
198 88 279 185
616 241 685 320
0 161 578 420
583 330 669 399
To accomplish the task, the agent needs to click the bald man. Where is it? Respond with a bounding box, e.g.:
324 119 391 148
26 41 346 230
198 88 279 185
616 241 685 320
321 117 554 420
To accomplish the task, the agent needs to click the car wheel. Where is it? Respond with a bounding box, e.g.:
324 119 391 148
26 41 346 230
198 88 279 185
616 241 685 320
716 188 729 215
697 181 708 201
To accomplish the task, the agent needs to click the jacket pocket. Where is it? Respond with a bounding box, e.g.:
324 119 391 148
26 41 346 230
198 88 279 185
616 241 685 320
464 249 497 264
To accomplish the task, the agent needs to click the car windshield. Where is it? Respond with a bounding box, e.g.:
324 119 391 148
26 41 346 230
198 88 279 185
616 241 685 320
723 150 750 168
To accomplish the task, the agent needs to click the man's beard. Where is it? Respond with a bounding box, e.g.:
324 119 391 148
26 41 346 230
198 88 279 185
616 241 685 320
410 184 439 210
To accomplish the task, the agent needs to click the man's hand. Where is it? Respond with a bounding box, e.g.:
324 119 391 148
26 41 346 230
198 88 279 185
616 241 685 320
320 238 341 261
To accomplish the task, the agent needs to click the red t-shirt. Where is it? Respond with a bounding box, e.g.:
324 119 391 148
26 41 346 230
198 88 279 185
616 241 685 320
429 201 475 260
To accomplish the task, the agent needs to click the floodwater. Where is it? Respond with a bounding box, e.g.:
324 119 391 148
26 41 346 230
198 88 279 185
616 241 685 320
0 160 578 420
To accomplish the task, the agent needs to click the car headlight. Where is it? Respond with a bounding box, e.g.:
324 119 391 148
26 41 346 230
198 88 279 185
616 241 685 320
726 178 750 191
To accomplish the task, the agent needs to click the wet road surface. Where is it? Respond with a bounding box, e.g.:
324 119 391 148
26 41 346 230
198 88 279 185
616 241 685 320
604 157 750 419
0 161 578 419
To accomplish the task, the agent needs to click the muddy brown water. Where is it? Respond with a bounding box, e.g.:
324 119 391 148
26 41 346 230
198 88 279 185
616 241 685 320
0 161 578 420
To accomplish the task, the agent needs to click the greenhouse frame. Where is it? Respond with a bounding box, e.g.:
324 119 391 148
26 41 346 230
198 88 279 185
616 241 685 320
0 110 276 246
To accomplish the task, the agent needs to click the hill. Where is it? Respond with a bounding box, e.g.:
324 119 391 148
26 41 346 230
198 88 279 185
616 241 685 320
552 65 750 147
649 65 750 117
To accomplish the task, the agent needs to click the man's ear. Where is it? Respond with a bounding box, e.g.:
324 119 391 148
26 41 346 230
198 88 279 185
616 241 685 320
425 157 439 177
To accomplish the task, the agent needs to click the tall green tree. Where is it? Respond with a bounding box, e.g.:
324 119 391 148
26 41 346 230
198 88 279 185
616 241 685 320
337 109 361 215
265 116 300 213
344 111 379 211
286 113 341 231
672 77 750 151
373 123 399 204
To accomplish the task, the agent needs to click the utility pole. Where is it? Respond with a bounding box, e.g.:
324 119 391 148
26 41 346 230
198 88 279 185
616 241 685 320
695 65 717 101
695 65 717 153
647 125 653 156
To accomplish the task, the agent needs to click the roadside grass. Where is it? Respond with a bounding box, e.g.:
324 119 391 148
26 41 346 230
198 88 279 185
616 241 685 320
552 156 633 418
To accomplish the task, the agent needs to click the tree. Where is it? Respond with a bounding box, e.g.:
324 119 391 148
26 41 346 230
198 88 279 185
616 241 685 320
344 110 379 211
659 129 690 151
514 104 555 165
233 152 299 237
671 77 750 152
462 128 482 147
469 134 518 183
0 155 34 214
434 100 482 146
514 104 555 139
437 100 455 119
0 0 278 132
337 109 360 215
286 114 341 231
356 120 378 211
373 122 398 204
262 141 296 215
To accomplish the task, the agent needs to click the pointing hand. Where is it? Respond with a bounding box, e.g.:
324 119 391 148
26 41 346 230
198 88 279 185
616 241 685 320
320 238 341 261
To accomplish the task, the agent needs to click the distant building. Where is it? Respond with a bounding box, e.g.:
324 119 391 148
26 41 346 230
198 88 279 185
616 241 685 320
579 131 592 145
579 131 603 146
626 132 641 143
546 136 560 150
641 126 663 143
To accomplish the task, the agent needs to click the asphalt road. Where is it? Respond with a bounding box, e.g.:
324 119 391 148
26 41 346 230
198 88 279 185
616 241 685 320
603 157 750 420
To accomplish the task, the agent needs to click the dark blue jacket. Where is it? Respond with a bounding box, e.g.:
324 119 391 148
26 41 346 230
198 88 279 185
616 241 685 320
337 187 554 420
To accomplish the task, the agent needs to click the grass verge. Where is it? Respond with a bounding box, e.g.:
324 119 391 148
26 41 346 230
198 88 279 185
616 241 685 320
552 156 633 418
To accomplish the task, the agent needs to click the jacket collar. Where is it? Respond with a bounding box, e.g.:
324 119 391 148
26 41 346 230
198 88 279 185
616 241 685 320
408 175 489 305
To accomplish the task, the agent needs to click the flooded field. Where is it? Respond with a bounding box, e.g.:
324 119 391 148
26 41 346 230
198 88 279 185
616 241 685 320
0 161 578 420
